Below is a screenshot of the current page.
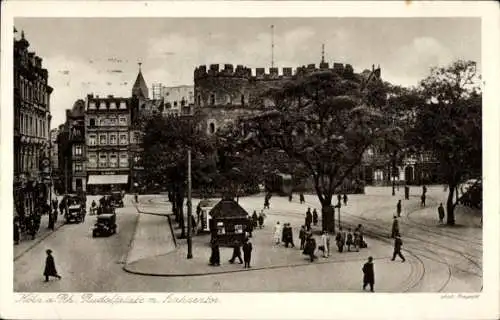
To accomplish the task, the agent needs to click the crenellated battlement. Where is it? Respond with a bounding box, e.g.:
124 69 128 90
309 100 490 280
194 61 366 81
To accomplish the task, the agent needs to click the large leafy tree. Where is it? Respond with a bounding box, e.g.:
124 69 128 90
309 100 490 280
141 113 214 238
410 60 481 225
222 69 390 232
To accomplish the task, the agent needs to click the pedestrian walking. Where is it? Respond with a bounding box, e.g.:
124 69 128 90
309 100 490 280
362 256 375 292
320 231 330 258
299 225 306 250
421 194 426 207
273 221 282 245
251 210 258 229
304 234 317 262
356 224 366 248
283 223 295 248
305 208 312 231
336 230 344 252
423 185 427 195
264 197 270 209
391 216 399 238
299 193 305 204
353 229 361 252
396 200 402 217
134 193 138 203
343 194 348 206
209 239 221 266
346 228 353 251
43 249 61 282
312 209 318 226
288 193 293 202
337 194 342 205
247 215 254 238
229 240 243 264
14 218 20 245
438 203 445 224
258 210 265 228
391 234 406 262
242 238 253 268
48 210 55 230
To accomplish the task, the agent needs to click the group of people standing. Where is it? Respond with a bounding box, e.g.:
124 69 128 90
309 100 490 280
14 197 61 245
335 225 366 253
209 237 253 269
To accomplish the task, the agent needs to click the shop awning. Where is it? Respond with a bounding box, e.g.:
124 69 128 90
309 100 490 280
87 175 129 185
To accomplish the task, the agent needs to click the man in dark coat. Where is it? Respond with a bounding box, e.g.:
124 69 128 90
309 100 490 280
391 234 406 262
362 256 375 292
438 203 445 224
391 216 399 238
288 193 293 202
209 239 220 266
343 194 348 206
283 223 295 248
299 193 305 204
229 240 243 264
305 208 312 231
14 218 20 245
421 194 426 207
312 209 318 226
299 225 306 250
242 238 253 268
396 200 402 217
251 211 258 229
44 249 61 282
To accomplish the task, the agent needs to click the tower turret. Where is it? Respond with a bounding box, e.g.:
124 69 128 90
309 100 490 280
132 62 149 99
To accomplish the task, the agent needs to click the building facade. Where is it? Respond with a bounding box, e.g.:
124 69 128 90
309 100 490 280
49 128 59 173
85 94 132 194
151 84 194 116
13 30 53 219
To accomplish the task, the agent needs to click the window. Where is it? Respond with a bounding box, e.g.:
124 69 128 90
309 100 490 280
88 134 97 146
119 116 127 126
99 101 106 109
209 122 215 134
241 94 245 105
88 154 97 168
89 118 96 127
99 134 107 145
89 102 96 109
109 117 117 126
110 102 117 109
110 134 117 145
20 114 24 135
35 118 39 137
74 145 83 156
134 132 140 144
74 162 83 172
173 101 178 107
109 154 118 168
119 101 127 109
210 94 215 105
119 134 128 145
99 154 107 168
119 153 128 167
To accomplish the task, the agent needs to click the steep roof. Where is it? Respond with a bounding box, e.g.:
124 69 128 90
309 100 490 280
209 199 249 219
132 67 149 99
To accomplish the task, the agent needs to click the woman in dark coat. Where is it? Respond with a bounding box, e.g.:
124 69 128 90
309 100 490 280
44 249 61 282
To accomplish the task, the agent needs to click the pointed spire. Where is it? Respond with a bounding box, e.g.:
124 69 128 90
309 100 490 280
132 61 149 99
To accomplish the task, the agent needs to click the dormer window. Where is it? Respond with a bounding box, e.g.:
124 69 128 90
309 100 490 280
110 102 117 109
89 102 96 109
99 101 106 109
119 101 127 109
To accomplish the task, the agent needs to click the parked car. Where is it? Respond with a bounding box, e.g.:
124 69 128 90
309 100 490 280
66 204 84 223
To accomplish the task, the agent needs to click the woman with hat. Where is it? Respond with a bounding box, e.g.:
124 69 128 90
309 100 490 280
43 249 61 282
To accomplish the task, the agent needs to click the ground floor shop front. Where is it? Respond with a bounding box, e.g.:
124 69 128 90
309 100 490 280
86 173 130 195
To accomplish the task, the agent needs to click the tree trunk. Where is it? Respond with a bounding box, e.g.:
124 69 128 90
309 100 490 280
446 184 456 226
320 195 335 234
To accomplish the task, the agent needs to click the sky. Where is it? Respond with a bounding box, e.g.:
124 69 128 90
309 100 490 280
14 18 481 129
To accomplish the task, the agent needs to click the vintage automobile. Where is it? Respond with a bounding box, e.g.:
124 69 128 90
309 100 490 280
110 191 124 208
92 213 117 237
66 204 84 223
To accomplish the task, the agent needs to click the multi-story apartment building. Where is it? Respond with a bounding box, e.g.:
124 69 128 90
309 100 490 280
85 94 132 194
56 100 86 193
13 30 53 218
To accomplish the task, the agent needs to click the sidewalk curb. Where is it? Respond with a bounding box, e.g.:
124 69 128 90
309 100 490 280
121 200 142 265
122 253 391 278
14 220 66 261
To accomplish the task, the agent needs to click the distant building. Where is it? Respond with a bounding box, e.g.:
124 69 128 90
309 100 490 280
49 128 59 173
151 83 194 116
13 29 53 218
85 94 132 194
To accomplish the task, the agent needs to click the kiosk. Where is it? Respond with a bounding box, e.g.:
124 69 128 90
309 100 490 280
209 198 252 246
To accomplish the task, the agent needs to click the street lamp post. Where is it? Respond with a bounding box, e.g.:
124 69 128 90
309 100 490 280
187 148 193 259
